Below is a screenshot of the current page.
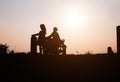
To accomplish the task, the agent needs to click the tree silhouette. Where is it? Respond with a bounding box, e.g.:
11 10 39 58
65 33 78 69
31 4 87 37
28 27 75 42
0 44 9 55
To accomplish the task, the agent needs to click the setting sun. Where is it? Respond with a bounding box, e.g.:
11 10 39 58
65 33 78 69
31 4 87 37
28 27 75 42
65 11 85 27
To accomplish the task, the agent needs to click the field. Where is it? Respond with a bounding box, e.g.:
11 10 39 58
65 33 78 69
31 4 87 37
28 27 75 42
0 53 120 82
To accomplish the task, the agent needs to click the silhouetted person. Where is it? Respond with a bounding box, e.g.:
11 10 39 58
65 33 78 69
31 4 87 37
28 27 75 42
47 27 61 54
32 24 46 54
47 27 60 41
107 47 113 55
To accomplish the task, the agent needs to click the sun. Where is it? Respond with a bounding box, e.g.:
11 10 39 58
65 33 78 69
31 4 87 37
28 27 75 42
64 10 85 28
67 12 82 26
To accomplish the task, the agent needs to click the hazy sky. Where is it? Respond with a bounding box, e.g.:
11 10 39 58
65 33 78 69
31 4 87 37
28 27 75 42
0 0 120 54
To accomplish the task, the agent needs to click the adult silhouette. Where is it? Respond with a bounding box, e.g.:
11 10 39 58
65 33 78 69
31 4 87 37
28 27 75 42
32 24 46 54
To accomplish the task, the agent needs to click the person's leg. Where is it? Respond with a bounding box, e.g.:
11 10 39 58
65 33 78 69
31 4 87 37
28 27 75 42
42 46 45 55
42 42 47 55
39 45 42 54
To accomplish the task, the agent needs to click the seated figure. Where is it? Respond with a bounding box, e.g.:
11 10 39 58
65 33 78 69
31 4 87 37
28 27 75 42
46 27 66 55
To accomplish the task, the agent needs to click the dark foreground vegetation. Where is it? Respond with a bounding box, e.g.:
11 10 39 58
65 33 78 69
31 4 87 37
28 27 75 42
0 53 120 82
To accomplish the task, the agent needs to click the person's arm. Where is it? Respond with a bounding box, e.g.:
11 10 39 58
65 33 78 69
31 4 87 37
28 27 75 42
32 31 40 36
32 33 39 36
57 33 61 40
47 32 53 39
55 32 61 41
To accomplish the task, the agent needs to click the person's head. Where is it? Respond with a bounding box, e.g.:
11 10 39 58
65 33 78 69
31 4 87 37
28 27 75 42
53 27 58 32
40 24 46 31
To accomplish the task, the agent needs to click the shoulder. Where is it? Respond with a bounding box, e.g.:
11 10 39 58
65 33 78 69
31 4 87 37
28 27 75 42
39 31 42 34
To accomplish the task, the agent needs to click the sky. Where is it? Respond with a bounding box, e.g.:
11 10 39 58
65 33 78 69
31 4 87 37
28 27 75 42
0 0 120 54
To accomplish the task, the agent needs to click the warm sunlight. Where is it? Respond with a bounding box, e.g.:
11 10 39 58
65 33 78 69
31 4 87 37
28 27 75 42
0 0 118 54
63 9 86 29
66 12 84 27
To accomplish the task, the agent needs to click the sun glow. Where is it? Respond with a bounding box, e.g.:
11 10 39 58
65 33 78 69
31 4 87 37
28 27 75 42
67 13 83 26
63 9 86 28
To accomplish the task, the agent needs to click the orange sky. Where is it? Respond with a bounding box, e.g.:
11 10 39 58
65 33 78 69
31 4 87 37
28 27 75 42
0 0 120 54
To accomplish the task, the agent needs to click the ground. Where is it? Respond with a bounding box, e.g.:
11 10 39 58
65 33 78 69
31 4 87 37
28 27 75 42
0 53 120 82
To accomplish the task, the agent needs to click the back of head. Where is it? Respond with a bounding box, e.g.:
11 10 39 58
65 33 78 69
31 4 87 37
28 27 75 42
40 24 46 30
53 27 58 32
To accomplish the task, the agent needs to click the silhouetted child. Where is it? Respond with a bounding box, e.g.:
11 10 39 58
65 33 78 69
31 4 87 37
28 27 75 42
32 24 46 54
47 27 61 54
